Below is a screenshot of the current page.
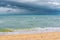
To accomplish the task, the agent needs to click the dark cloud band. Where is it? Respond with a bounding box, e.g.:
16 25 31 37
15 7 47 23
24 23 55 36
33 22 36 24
0 0 60 15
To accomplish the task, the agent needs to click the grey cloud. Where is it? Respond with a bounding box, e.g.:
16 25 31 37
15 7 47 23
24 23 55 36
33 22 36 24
0 0 60 15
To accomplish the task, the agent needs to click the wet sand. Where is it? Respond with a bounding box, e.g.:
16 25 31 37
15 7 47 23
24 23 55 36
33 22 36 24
0 32 60 40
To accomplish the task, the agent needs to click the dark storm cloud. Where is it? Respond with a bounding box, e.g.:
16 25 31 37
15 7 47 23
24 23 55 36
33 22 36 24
0 0 60 15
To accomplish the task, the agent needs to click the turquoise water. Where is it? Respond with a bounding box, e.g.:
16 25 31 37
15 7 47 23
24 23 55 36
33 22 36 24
0 15 60 29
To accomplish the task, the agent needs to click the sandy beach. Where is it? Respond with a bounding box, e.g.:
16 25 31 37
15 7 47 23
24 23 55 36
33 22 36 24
0 32 60 40
0 28 60 40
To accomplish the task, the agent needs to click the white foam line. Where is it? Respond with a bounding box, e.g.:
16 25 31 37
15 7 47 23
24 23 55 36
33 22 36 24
0 27 60 35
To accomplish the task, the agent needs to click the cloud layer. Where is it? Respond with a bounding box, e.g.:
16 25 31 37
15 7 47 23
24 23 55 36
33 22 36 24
0 0 60 15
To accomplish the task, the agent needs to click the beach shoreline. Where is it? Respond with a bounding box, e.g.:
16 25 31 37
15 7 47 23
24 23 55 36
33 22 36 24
0 32 60 40
0 27 60 35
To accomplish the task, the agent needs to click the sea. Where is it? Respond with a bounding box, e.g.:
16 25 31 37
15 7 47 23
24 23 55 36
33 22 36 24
0 15 60 29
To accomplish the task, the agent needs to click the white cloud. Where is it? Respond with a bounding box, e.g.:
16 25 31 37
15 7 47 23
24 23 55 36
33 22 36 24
0 7 30 14
47 1 60 9
10 0 37 3
48 2 60 5
8 0 41 5
0 7 19 13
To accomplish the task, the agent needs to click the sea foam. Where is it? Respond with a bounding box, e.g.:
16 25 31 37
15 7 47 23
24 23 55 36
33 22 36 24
0 27 60 35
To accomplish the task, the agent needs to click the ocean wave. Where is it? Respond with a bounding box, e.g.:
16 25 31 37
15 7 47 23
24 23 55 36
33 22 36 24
0 27 60 35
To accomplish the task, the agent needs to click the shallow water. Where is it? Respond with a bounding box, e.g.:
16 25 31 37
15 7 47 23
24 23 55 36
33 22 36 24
0 15 60 29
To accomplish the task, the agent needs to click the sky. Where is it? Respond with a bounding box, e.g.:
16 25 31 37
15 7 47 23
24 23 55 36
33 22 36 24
0 0 60 15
